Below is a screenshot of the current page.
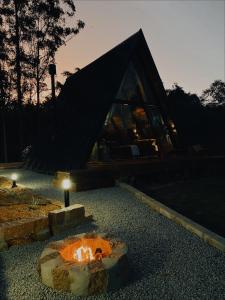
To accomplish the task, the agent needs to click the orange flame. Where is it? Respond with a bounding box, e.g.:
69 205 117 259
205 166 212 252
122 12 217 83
74 246 94 262
60 237 112 264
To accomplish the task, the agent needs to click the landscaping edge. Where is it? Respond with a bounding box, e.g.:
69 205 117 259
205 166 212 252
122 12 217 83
117 181 225 254
0 162 23 169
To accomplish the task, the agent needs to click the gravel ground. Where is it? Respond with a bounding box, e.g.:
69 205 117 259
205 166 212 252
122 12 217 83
0 169 225 300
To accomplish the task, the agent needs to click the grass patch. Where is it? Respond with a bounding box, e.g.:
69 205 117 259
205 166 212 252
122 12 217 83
135 176 225 238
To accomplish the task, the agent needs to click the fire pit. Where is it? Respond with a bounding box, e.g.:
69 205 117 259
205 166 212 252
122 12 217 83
38 232 129 296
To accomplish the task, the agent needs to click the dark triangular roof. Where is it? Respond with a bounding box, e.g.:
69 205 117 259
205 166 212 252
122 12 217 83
27 29 168 171
57 29 142 107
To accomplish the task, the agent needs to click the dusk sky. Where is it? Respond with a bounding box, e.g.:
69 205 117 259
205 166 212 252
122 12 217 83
55 0 225 96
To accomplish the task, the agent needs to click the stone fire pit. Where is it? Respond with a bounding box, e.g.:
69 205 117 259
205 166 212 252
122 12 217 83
38 232 129 296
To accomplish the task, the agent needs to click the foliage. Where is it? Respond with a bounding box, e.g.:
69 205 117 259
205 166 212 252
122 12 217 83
0 0 84 162
0 0 85 105
55 66 81 95
166 84 203 147
201 80 225 106
166 83 225 154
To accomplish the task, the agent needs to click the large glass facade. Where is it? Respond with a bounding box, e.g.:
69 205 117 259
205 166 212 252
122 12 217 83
90 61 172 161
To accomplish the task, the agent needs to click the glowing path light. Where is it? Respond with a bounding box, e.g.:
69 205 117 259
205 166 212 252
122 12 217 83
11 173 18 188
62 178 71 207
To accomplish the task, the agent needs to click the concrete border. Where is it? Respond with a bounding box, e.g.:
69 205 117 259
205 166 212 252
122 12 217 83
117 181 225 254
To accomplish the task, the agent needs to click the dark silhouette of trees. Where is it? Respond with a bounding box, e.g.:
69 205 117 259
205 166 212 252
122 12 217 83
166 84 203 148
201 80 225 106
61 67 81 78
29 1 84 107
0 0 34 105
0 0 84 162
166 83 225 155
0 0 85 106
55 67 81 95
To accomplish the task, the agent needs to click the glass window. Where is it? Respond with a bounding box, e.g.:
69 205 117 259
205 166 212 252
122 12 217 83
90 61 172 161
116 63 144 103
93 103 159 160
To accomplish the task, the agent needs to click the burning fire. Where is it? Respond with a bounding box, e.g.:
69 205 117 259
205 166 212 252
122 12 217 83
74 246 94 262
60 237 111 264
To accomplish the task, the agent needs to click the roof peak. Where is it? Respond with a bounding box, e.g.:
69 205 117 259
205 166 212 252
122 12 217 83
68 29 145 80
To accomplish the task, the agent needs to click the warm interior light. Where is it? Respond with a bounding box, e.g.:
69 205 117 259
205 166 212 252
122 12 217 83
62 178 71 190
11 173 18 181
152 140 159 152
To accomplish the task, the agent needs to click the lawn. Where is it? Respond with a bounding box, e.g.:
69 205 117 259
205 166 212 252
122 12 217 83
134 176 225 238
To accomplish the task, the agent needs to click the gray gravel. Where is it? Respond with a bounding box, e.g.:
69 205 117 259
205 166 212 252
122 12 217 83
0 169 225 300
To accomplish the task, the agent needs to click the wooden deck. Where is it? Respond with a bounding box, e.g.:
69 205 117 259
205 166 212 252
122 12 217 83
2 156 224 192
0 162 23 170
86 155 225 178
66 155 225 191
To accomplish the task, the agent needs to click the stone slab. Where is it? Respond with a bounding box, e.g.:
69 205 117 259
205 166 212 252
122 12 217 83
48 204 86 235
38 232 129 296
0 229 8 251
0 216 49 244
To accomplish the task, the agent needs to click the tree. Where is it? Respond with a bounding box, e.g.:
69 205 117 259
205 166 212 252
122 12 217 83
201 80 225 106
1 0 36 107
0 0 85 105
55 67 81 95
0 11 9 107
29 0 84 106
0 0 34 106
62 67 81 78
166 84 203 148
0 0 84 161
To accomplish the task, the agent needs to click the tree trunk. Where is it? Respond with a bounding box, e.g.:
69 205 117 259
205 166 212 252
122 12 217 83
14 0 24 154
14 0 22 106
36 44 40 107
1 111 8 163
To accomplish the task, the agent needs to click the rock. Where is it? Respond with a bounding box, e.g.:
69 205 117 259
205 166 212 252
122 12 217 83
38 232 129 296
48 204 86 235
1 216 49 244
52 266 70 292
0 230 8 251
32 228 51 241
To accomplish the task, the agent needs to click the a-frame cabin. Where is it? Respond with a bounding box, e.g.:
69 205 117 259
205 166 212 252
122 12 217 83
26 29 174 172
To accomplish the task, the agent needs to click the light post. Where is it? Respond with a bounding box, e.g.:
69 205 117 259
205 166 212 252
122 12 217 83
62 178 71 207
48 64 56 102
11 173 18 188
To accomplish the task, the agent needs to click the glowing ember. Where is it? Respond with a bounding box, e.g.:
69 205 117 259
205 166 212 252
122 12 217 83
74 246 94 262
